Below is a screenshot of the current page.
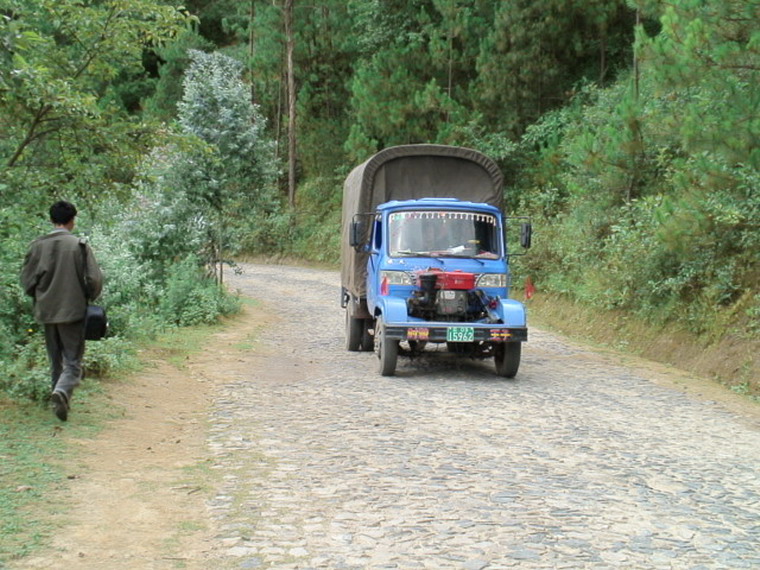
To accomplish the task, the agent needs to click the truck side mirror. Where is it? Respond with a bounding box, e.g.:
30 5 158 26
520 223 532 249
350 217 367 249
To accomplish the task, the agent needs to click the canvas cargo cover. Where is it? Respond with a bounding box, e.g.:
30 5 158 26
341 144 504 298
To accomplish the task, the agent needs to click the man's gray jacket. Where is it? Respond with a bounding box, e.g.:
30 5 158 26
21 229 103 324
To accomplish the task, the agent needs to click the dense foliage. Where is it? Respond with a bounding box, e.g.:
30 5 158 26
1 0 757 400
0 1 268 400
515 0 759 339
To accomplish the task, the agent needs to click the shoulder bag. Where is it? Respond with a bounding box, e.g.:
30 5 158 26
79 240 108 341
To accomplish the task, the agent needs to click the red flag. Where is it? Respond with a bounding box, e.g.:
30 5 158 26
524 276 536 300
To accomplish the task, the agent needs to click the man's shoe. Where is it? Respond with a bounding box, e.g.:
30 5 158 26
51 391 69 422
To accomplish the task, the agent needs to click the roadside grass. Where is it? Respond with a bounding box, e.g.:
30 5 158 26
149 323 225 370
0 317 237 566
0 396 103 562
525 290 760 401
230 298 264 351
140 299 260 367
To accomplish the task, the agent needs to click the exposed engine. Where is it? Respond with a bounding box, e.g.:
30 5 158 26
407 269 498 322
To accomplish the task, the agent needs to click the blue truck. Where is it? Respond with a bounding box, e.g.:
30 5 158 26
341 144 531 377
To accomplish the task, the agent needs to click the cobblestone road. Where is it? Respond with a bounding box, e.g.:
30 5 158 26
209 263 760 569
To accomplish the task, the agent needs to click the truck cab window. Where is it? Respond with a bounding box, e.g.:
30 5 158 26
389 211 499 259
372 216 382 251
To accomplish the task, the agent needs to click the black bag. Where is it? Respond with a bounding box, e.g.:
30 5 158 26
80 240 107 341
84 305 108 341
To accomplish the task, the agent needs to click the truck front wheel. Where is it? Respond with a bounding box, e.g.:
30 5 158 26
375 316 398 376
494 342 521 378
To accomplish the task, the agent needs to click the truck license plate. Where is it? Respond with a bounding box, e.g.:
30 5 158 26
447 327 474 342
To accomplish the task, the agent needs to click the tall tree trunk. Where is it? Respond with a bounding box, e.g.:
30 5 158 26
633 8 640 100
274 78 282 163
218 214 224 285
599 29 607 87
249 0 256 106
446 27 453 124
284 0 297 207
627 7 643 204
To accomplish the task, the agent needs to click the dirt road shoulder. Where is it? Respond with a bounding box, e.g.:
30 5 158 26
13 301 275 569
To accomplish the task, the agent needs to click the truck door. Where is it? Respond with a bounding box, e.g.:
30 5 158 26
366 214 383 313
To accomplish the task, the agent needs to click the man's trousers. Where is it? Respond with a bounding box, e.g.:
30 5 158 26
44 321 85 399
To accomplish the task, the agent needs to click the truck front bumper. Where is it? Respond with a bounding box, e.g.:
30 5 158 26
384 324 528 343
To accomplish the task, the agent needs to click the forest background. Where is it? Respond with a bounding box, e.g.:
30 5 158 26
0 0 758 402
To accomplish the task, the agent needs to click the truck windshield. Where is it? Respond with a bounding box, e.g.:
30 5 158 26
389 210 500 259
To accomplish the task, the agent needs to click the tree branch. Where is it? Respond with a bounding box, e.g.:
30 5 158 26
7 103 52 168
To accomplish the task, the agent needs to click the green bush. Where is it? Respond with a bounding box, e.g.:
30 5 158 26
159 256 241 326
83 336 137 378
0 338 50 403
288 176 342 264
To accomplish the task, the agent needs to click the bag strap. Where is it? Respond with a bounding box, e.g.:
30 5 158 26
79 239 92 301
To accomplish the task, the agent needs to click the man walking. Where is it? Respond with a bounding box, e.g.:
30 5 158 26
21 201 103 421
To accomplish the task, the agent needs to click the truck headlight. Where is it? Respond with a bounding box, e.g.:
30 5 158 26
380 270 412 286
476 273 508 288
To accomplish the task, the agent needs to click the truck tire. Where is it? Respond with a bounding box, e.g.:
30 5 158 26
375 316 398 376
494 342 521 378
360 319 374 352
345 311 363 351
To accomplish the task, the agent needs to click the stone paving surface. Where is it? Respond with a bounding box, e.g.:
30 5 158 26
209 263 760 569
